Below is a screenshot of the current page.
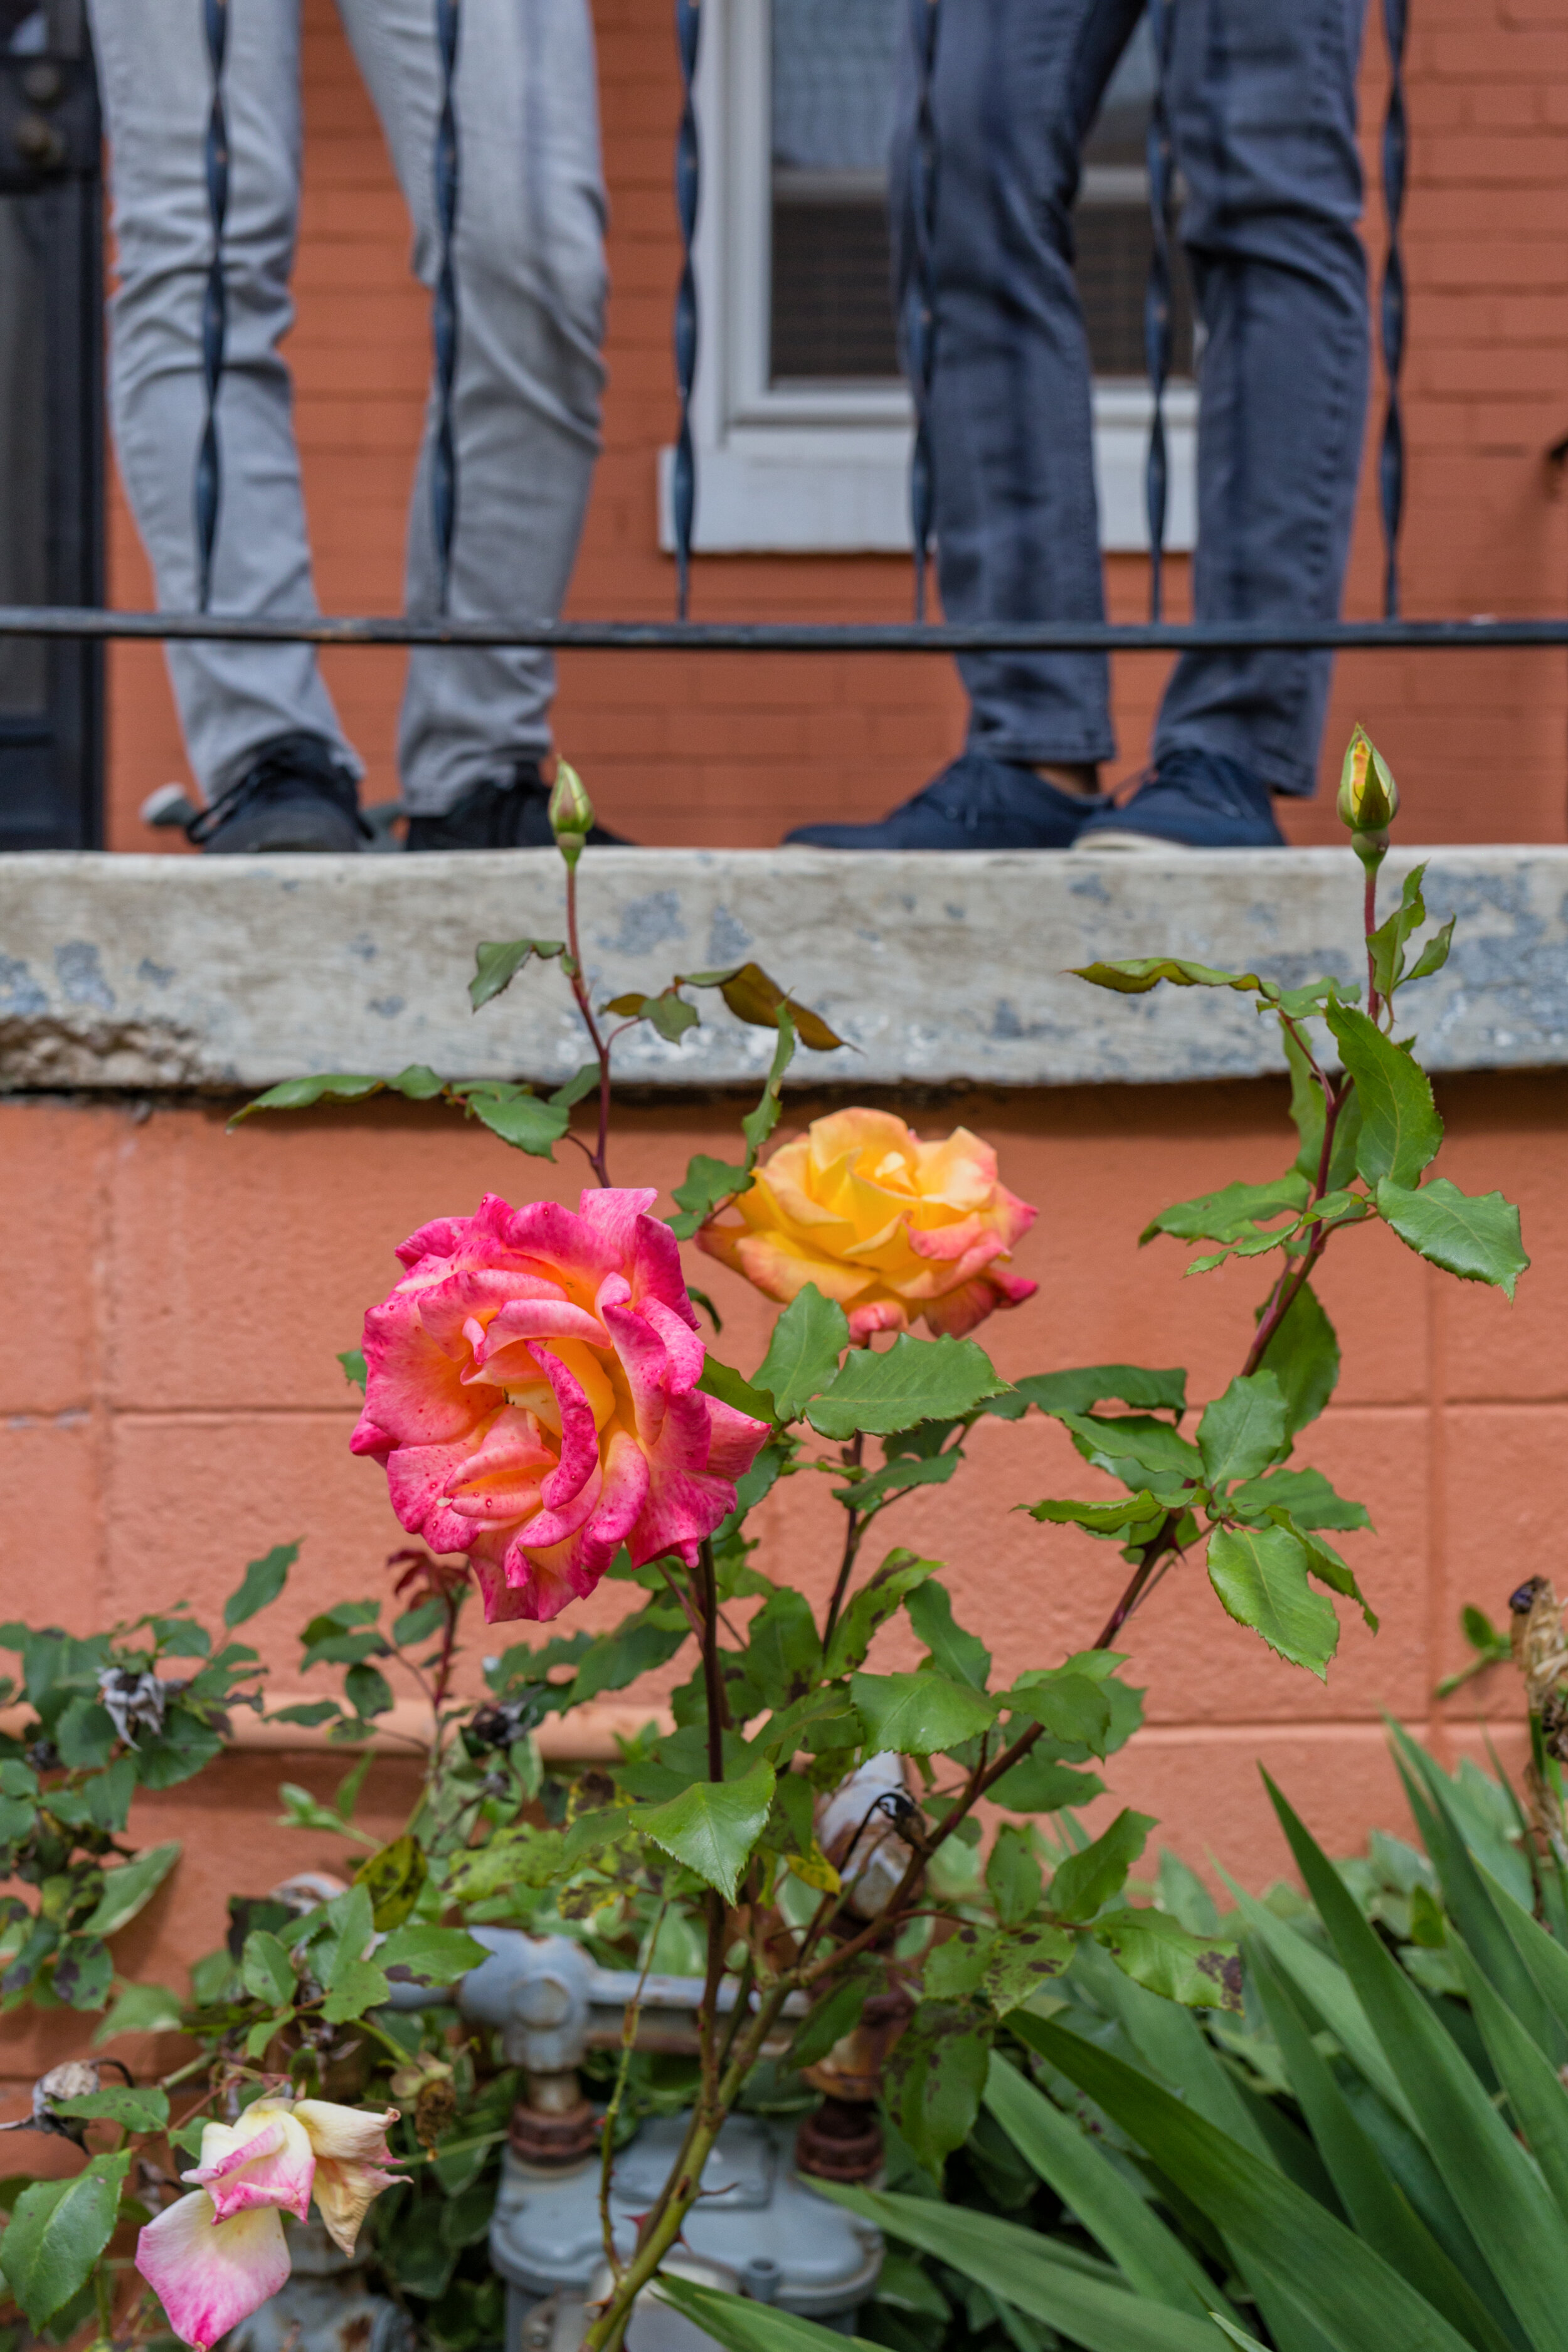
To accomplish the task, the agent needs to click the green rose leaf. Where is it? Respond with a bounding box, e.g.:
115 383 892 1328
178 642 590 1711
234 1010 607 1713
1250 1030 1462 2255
666 1154 754 1241
1141 1175 1309 1248
1 2152 131 2327
741 1010 797 1159
569 1601 691 1705
832 1450 961 1515
321 1954 391 2024
469 936 566 1010
983 1923 1077 2011
241 1929 297 2009
451 1082 571 1159
223 1540 299 1629
50 2083 171 2131
637 1758 776 1904
1072 957 1265 995
886 1998 995 2177
825 1552 937 1678
92 1980 183 2045
1091 1906 1242 2012
1375 1175 1528 1299
1048 1806 1155 1921
786 1969 874 2071
998 1364 1188 1417
377 1922 490 1987
697 1357 777 1424
808 1333 1007 1440
754 1284 850 1421
985 1823 1043 1927
1207 1522 1339 1678
1290 1522 1379 1633
352 1833 428 1932
988 1752 1106 1814
905 1579 991 1691
748 1587 824 1712
849 1670 996 1756
1227 1465 1372 1532
1054 1411 1204 1493
1022 1490 1168 1537
80 1842 181 1940
1324 1003 1443 1188
1253 1277 1340 1434
1198 1370 1288 1488
1000 1669 1113 1757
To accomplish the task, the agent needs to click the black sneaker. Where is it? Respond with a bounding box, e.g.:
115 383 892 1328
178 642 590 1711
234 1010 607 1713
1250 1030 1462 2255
186 732 369 854
405 759 633 850
783 753 1108 850
1072 749 1286 850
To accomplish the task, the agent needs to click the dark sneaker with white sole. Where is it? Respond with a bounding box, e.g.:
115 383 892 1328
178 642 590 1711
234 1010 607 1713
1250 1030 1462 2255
784 753 1109 850
186 732 369 853
405 759 633 850
1071 749 1286 850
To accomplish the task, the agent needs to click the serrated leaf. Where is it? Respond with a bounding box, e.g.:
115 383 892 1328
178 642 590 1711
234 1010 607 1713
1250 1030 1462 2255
1073 957 1264 995
1325 1004 1443 1188
50 2084 170 2131
1207 1523 1338 1677
1227 1465 1371 1532
92 1979 183 2045
224 1540 298 1629
321 1953 390 2023
1055 1411 1204 1493
1198 1372 1287 1488
1049 1808 1154 1920
1092 1907 1242 2012
887 1998 995 2175
1253 1278 1340 1434
1367 865 1429 1002
697 1355 776 1423
1293 1525 1378 1632
825 1553 936 1678
834 1449 961 1515
667 1153 753 1240
80 1842 181 1939
906 1580 991 1690
990 1752 1107 1813
748 1587 824 1712
377 1922 490 1986
470 936 565 1010
755 1283 849 1419
1004 1365 1188 1417
453 1083 571 1159
1142 1175 1308 1248
1404 918 1455 988
638 1759 776 1902
241 1929 296 2008
228 1071 387 1125
808 1333 1006 1440
1375 1177 1528 1299
684 961 845 1051
1023 1490 1168 1536
336 1348 368 1392
1 2153 131 2327
849 1670 996 1755
787 1969 873 2070
986 1823 1043 1927
1002 1669 1114 1756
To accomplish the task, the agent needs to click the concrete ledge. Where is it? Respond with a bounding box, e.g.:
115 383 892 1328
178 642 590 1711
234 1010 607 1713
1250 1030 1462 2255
0 845 1563 1093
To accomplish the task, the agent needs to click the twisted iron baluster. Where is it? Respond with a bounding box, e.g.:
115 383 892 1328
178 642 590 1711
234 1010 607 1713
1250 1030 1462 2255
432 0 461 613
672 0 700 619
1378 0 1407 619
1142 0 1174 624
194 0 229 614
906 0 940 622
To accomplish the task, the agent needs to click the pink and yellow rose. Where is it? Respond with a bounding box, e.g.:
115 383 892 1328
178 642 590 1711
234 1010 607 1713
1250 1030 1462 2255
699 1109 1037 1341
351 1189 770 1623
135 2098 401 2351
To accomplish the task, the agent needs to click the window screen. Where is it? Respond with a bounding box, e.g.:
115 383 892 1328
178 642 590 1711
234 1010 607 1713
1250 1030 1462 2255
768 4 1194 386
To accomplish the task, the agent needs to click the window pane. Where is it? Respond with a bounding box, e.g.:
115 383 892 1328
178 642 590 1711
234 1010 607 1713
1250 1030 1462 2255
766 3 1192 385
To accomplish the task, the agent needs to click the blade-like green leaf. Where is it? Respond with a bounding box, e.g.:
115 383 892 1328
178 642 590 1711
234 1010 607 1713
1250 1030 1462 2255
80 1841 181 1939
223 1540 299 1629
1199 1373 1288 1487
1472 1860 1568 2048
1020 2015 1480 2352
1207 1524 1339 1677
754 1284 849 1420
820 2183 1232 2352
1447 1932 1568 2231
1375 1178 1528 1300
1324 1005 1443 1189
654 2278 886 2352
637 1758 775 1902
1 2152 131 2328
1034 1947 1269 2159
983 2053 1237 2320
1268 1774 1568 2352
808 1333 1007 1440
849 1670 995 1756
1248 1938 1517 2352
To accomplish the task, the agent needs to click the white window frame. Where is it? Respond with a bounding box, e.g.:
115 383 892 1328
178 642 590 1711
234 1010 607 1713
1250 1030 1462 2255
657 0 1196 558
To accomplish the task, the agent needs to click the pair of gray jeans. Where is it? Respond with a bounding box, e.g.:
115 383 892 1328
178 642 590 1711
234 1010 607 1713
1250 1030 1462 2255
894 0 1370 795
88 0 607 811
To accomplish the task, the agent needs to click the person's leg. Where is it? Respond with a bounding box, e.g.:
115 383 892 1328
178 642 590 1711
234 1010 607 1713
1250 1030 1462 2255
87 0 359 804
1154 0 1370 797
787 0 1143 850
336 0 607 823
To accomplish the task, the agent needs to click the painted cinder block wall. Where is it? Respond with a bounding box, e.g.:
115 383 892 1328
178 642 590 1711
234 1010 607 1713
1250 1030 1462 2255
98 0 1568 849
0 1062 1552 2096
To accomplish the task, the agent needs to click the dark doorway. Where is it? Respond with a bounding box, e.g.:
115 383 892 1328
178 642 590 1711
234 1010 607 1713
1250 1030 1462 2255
0 0 102 850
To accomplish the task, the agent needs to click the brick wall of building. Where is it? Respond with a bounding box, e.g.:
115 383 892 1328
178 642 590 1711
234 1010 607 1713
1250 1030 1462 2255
100 0 1568 850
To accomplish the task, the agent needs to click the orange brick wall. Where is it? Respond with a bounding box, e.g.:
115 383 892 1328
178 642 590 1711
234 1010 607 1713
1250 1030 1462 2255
0 1066 1554 2088
100 0 1568 850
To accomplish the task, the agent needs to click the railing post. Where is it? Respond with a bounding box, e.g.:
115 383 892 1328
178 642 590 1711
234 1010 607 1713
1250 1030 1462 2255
194 0 228 615
906 0 940 623
1379 0 1408 620
432 0 462 615
1142 0 1174 625
672 0 700 620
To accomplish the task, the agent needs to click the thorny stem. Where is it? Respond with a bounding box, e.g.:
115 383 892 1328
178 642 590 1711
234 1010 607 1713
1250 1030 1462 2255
599 1906 666 2282
563 856 613 1187
821 1434 866 1650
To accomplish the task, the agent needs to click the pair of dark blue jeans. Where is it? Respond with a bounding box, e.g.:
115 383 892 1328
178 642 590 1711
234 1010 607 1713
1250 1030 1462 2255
892 0 1370 795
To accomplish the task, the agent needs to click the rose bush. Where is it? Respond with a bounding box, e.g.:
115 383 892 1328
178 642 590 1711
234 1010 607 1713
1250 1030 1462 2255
350 1187 770 1621
135 2098 401 2350
697 1107 1038 1340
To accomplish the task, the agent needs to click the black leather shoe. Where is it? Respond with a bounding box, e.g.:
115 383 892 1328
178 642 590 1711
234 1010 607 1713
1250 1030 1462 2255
186 733 369 853
784 753 1108 850
405 760 633 850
